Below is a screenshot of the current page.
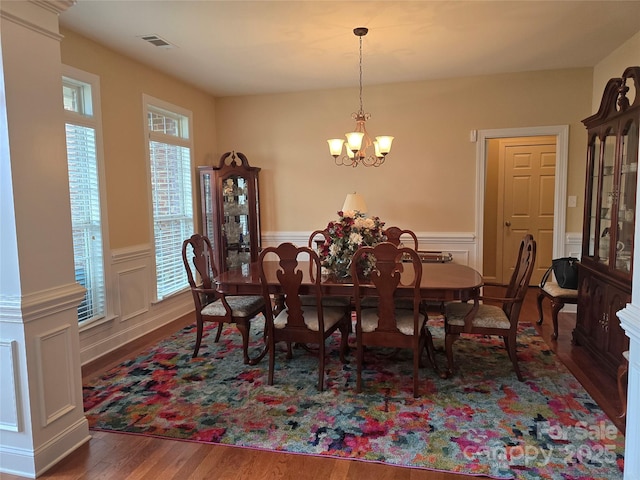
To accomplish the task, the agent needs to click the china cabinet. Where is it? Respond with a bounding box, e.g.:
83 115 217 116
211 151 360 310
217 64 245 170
199 151 261 272
574 66 640 378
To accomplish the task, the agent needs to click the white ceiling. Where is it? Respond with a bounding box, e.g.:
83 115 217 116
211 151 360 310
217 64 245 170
58 1 640 97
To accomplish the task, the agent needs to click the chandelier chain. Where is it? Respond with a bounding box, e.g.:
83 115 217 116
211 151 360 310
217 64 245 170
358 34 364 115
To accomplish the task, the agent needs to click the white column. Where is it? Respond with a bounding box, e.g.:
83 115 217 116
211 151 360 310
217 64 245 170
619 121 640 480
620 307 640 480
0 1 89 478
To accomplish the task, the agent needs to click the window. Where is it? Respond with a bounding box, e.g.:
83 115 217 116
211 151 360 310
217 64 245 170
144 96 193 300
62 68 106 323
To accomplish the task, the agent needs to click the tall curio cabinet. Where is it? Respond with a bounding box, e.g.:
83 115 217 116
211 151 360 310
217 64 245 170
575 66 640 378
199 151 261 272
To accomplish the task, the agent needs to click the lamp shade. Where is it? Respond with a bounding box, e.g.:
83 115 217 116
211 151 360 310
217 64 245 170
327 138 345 157
345 132 365 153
342 192 368 214
375 136 394 154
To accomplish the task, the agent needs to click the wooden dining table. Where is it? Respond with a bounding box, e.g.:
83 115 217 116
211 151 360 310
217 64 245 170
215 261 483 305
215 260 483 377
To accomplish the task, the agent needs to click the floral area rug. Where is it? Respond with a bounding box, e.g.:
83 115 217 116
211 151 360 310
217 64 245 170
83 316 625 479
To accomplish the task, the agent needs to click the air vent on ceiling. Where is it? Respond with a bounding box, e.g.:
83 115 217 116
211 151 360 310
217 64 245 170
139 34 175 49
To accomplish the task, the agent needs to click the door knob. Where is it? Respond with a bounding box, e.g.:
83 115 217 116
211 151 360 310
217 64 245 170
505 221 511 227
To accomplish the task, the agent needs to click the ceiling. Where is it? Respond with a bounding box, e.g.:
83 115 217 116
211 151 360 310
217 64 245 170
58 1 640 98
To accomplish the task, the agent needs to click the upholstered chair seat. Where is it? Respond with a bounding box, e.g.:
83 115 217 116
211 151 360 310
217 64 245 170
360 308 427 335
445 302 511 330
202 295 265 317
273 306 349 331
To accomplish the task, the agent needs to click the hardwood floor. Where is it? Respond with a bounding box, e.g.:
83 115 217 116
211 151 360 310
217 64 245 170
1 287 626 480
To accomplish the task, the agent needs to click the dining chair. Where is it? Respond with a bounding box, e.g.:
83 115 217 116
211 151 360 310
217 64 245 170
351 242 437 397
258 242 351 391
182 233 267 364
536 281 577 340
383 226 419 249
444 234 536 381
378 226 424 311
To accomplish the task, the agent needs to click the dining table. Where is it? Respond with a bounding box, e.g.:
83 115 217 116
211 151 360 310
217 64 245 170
215 260 483 377
215 260 483 307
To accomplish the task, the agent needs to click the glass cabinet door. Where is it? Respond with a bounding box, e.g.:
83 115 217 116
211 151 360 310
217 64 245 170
597 132 616 266
587 137 600 257
614 118 638 274
222 175 251 270
201 172 215 240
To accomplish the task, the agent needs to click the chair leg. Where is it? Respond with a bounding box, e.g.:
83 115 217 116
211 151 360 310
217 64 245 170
192 318 204 358
550 298 564 340
318 341 326 392
235 321 252 365
214 322 224 342
268 331 276 386
338 319 349 364
356 331 364 393
536 292 545 325
618 361 629 419
444 332 459 378
423 328 439 373
245 317 269 366
503 334 524 381
413 344 420 398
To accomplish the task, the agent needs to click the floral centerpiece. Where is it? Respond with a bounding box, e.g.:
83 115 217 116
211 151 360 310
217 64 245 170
319 210 385 278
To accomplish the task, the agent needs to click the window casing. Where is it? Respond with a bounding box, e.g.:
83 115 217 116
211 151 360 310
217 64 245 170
62 68 107 324
144 96 194 300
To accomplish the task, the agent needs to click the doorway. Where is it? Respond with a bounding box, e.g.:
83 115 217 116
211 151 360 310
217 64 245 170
475 125 569 284
486 136 556 285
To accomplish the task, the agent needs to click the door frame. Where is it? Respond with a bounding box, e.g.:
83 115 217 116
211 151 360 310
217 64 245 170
475 125 569 277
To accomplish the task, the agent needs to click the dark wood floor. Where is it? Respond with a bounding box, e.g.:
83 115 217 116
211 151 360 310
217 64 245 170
1 287 625 480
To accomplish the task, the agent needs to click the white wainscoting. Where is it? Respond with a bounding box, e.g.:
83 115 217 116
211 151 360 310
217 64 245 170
0 340 20 432
262 231 480 268
0 289 90 478
77 232 583 366
35 324 76 427
564 232 582 258
78 244 193 365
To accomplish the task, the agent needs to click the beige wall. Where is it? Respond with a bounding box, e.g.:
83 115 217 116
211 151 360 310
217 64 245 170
50 20 640 371
215 69 592 234
59 25 638 251
593 30 640 112
60 28 217 250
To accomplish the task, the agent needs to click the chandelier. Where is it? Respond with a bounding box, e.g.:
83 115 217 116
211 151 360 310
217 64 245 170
327 27 394 167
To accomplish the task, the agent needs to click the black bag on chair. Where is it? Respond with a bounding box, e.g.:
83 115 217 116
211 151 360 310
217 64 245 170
540 257 579 289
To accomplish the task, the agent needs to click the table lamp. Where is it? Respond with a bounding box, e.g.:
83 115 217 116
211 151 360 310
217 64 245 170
342 192 368 214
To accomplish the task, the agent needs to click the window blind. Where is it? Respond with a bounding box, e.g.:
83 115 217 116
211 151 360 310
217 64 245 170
147 105 193 300
65 123 106 322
